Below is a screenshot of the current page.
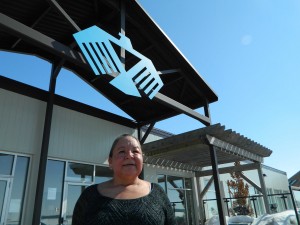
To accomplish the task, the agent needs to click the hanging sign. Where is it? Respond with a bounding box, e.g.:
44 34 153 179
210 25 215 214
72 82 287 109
73 26 163 99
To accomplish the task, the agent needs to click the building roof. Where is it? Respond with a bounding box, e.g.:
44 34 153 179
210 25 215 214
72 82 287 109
289 171 300 187
143 123 272 171
0 0 218 126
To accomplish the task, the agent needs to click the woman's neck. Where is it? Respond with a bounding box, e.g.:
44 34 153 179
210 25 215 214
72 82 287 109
97 177 150 199
112 176 141 187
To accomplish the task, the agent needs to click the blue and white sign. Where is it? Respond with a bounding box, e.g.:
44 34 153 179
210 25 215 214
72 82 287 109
73 26 163 99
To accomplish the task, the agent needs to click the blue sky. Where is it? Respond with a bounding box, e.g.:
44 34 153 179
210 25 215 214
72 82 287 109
1 0 299 178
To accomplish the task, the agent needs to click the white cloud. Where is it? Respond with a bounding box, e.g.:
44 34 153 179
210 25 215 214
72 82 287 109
241 34 253 45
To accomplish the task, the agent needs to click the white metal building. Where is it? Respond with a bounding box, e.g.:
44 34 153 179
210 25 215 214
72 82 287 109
0 79 293 225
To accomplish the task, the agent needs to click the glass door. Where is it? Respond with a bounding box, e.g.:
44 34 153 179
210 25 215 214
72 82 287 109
0 178 10 225
60 162 93 225
167 176 188 225
61 183 88 225
158 175 195 225
41 160 65 225
41 160 113 225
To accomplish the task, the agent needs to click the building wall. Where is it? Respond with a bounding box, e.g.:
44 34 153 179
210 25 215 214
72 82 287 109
0 89 45 155
201 162 290 195
262 165 290 192
0 89 46 225
216 164 290 194
0 88 136 225
48 105 135 164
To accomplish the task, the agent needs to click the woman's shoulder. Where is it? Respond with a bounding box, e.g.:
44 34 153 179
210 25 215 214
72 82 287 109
148 183 173 211
150 183 168 199
151 182 164 192
85 183 98 192
79 184 99 200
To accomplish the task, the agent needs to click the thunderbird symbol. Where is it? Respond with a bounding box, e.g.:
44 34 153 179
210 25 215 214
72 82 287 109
73 26 163 99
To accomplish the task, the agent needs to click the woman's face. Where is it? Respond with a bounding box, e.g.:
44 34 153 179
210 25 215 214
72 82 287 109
109 136 143 179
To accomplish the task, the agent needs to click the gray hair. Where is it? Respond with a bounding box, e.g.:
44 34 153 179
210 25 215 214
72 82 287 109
109 134 141 158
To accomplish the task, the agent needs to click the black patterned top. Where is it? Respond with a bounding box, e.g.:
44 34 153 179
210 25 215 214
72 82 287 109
72 183 176 225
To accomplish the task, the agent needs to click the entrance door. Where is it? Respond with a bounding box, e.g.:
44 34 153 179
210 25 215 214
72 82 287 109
158 175 195 225
0 179 10 225
61 183 88 225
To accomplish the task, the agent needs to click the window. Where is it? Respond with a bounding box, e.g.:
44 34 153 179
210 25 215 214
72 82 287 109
41 159 112 225
203 178 217 220
157 175 195 225
0 153 30 225
66 162 93 183
95 166 113 183
0 153 14 175
41 160 65 225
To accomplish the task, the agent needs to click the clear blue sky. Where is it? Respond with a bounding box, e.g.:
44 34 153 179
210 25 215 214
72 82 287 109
1 0 299 178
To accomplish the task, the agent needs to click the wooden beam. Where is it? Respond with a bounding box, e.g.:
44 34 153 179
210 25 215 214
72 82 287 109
206 135 263 162
199 176 214 200
0 13 88 70
158 69 181 75
47 0 81 32
238 172 262 193
140 123 155 144
196 163 260 177
154 92 211 126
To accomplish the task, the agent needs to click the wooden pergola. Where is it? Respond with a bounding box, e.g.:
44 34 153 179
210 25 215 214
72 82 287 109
143 123 273 223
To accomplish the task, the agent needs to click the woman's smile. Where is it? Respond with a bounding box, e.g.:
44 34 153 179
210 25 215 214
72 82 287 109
123 163 136 167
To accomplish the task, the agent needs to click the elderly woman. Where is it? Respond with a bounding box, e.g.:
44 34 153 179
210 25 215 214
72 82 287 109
72 134 176 225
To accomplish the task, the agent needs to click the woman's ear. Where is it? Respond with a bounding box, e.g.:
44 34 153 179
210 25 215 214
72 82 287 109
108 157 112 169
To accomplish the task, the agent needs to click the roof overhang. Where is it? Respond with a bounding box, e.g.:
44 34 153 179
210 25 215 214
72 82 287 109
0 0 218 126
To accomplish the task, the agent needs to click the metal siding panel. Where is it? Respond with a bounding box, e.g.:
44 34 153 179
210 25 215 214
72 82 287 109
207 162 290 197
262 167 290 191
143 132 163 143
145 134 162 143
48 105 135 164
0 89 45 154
